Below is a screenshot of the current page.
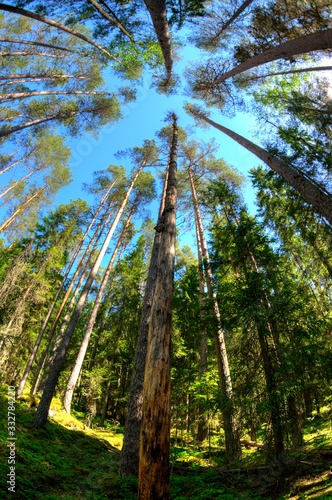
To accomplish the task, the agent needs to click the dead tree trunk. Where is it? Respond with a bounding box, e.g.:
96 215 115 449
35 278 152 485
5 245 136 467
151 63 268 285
138 113 178 500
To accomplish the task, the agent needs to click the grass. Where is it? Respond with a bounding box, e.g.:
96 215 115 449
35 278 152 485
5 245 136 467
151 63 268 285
0 386 331 499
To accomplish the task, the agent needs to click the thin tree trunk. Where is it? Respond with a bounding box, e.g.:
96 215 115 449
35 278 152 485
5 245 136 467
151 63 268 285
119 152 170 477
0 106 104 139
0 37 75 53
87 0 134 42
16 185 114 398
0 162 49 200
100 376 112 426
208 28 332 84
192 192 208 443
63 197 138 413
0 149 38 176
244 65 332 81
0 186 47 232
194 113 332 225
0 51 68 58
0 89 119 104
138 113 178 500
143 0 173 82
31 202 115 395
0 2 122 63
0 73 87 82
189 168 242 461
34 165 145 428
210 0 254 42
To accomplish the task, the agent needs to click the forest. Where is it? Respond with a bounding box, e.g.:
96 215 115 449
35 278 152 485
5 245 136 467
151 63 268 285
0 0 332 499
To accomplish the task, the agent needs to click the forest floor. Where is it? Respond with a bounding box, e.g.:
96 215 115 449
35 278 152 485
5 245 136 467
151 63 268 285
0 386 331 500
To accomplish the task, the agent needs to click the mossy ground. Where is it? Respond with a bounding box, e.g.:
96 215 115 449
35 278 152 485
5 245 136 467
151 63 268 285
0 386 331 499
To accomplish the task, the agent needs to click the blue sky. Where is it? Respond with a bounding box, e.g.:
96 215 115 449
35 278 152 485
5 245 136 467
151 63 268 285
53 43 263 253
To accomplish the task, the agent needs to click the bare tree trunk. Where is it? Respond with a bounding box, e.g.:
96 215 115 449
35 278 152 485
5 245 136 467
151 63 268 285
34 164 145 428
119 154 171 477
0 2 121 63
0 37 75 53
188 169 242 461
208 29 332 84
63 197 138 413
143 0 173 82
193 113 332 225
16 186 114 398
138 113 178 500
244 65 332 81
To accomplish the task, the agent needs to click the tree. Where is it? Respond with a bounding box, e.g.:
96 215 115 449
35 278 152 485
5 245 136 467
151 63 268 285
186 105 332 225
138 113 178 500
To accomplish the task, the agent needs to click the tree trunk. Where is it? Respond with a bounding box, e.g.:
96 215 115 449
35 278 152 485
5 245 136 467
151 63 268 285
189 170 242 461
194 113 332 225
0 148 38 176
0 89 118 104
138 113 178 500
100 377 112 426
143 0 173 82
209 28 332 84
0 106 103 138
0 73 87 82
33 164 145 428
87 0 134 42
192 182 208 443
32 202 116 395
244 65 332 81
0 2 121 63
0 162 49 200
63 197 138 413
16 186 114 398
0 186 47 232
119 152 171 477
0 37 75 53
210 0 254 42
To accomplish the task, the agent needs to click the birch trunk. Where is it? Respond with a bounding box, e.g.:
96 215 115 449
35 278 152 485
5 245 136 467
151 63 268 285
34 165 145 428
138 113 178 500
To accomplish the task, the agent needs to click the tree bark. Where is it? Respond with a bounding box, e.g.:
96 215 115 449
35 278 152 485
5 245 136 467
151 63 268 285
138 113 178 500
87 0 134 42
189 168 242 461
63 197 138 413
119 152 171 477
34 164 145 428
143 0 173 82
209 28 332 84
194 114 332 225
